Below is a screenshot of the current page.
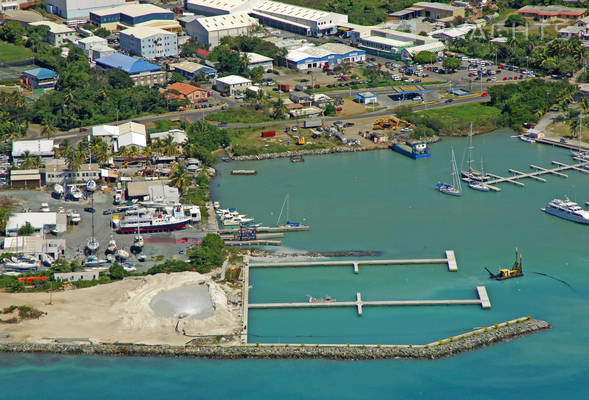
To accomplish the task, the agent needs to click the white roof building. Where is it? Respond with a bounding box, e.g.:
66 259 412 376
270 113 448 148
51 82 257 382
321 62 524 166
185 13 258 47
402 41 446 59
5 212 67 236
116 132 147 150
150 129 188 144
92 124 119 137
46 0 126 21
29 21 76 46
429 24 476 41
185 0 261 16
216 75 252 86
148 184 180 204
12 139 55 158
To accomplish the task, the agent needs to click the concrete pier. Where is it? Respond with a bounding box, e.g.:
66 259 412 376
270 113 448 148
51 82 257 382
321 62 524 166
250 251 458 273
241 255 250 344
224 240 282 247
218 225 310 234
248 287 491 315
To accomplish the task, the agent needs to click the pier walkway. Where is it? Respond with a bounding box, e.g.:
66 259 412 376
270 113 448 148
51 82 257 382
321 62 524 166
250 250 458 273
241 255 250 344
248 287 491 316
468 160 589 192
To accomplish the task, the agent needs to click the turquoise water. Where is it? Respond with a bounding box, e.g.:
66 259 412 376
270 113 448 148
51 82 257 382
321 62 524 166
2 129 589 398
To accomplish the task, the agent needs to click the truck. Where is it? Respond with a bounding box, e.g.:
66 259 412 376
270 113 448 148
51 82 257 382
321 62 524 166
304 118 322 128
278 83 290 92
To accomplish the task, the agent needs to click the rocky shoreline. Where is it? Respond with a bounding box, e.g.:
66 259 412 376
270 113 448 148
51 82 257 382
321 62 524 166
0 317 549 360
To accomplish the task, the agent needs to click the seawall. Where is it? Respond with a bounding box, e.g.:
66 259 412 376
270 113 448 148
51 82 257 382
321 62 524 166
0 317 549 360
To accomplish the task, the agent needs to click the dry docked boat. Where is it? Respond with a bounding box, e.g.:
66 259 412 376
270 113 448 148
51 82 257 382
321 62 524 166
117 204 190 233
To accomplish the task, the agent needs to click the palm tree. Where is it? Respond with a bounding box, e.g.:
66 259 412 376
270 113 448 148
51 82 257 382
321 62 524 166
271 98 288 120
161 135 180 157
569 117 580 138
55 140 71 159
20 151 41 169
65 147 83 171
169 163 191 194
41 119 56 139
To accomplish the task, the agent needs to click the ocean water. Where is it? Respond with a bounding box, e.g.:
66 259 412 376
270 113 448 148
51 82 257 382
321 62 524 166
2 129 589 398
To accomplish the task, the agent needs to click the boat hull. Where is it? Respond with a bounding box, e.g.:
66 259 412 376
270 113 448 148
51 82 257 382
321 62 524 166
543 207 589 224
118 219 189 234
392 144 431 159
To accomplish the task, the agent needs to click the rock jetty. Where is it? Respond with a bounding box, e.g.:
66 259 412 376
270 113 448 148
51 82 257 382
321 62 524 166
0 317 549 360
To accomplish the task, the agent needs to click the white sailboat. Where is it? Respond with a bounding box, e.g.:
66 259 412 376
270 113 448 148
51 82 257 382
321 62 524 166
461 122 489 182
571 115 588 161
85 182 99 255
276 193 301 226
53 184 65 198
437 147 462 196
70 185 82 201
468 156 490 192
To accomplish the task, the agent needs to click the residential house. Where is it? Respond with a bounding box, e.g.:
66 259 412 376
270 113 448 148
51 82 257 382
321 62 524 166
95 53 165 87
22 68 57 90
166 82 209 103
170 61 217 80
29 21 75 46
214 75 252 96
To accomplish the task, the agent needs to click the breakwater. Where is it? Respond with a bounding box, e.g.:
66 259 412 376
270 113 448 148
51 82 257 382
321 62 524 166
0 317 549 360
233 146 383 161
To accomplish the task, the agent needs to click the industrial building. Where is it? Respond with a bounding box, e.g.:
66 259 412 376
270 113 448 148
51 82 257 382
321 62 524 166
517 5 586 21
357 28 444 59
29 21 76 46
1 236 66 260
214 75 252 96
184 0 259 16
45 0 126 23
185 13 258 47
5 212 67 236
12 139 55 158
76 36 115 61
250 0 348 37
90 3 180 32
246 52 274 71
286 43 365 70
170 61 217 79
119 26 178 59
95 53 165 87
54 271 100 282
388 2 464 22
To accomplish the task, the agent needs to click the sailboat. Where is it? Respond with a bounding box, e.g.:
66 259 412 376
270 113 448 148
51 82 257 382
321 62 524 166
461 122 489 182
276 194 300 227
571 114 588 161
131 224 144 254
70 185 82 201
468 156 490 192
85 170 99 255
437 147 462 196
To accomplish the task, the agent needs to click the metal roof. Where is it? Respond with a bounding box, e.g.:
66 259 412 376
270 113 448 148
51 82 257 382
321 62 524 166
119 26 173 39
23 67 56 80
186 0 256 12
195 12 257 32
95 53 161 74
216 75 252 85
12 139 54 157
254 0 336 21
91 3 173 18
29 20 74 34
246 52 273 64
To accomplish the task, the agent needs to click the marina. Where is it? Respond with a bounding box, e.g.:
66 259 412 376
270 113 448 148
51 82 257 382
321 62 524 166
249 286 491 316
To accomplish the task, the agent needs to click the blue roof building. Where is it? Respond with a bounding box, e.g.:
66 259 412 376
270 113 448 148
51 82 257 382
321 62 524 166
22 67 57 89
95 53 165 87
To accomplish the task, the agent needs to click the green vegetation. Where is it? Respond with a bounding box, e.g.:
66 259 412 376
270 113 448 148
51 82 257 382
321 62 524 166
504 14 525 27
0 305 44 323
414 51 436 65
0 22 25 45
442 57 461 71
17 222 35 236
205 107 275 123
488 79 576 129
399 103 503 136
450 35 585 77
0 42 33 62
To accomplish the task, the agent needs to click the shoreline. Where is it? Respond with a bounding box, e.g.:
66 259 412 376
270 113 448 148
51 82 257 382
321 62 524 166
0 317 549 360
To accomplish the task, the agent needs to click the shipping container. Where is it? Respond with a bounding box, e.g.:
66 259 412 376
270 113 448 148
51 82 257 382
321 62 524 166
278 84 290 92
261 130 276 138
303 118 322 128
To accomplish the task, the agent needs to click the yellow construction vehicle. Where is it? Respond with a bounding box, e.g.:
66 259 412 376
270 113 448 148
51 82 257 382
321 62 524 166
297 137 305 145
485 248 524 280
373 117 414 130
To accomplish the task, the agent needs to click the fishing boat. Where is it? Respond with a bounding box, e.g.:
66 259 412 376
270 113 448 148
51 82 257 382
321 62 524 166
461 123 489 182
437 147 462 196
485 248 524 280
541 197 589 225
519 135 535 143
53 184 65 199
69 185 82 201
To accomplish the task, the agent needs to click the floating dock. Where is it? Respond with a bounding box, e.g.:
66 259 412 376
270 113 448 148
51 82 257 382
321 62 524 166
224 240 281 247
241 255 250 344
218 225 309 234
250 250 458 273
231 170 257 175
248 286 491 316
536 138 589 151
467 160 589 191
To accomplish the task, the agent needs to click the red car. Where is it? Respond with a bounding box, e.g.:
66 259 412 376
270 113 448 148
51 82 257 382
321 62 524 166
468 73 474 77
481 92 488 97
513 76 518 80
503 77 508 80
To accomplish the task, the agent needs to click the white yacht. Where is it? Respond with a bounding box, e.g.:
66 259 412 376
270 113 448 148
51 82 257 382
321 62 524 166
70 185 83 200
468 180 490 192
461 123 490 182
542 197 589 224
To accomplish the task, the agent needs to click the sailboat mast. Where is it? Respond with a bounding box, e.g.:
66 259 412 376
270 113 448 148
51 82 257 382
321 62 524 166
467 122 474 172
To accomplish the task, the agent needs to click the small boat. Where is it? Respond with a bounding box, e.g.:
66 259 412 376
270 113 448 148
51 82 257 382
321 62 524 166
86 179 97 192
85 238 100 254
133 235 144 248
115 249 129 261
437 147 462 196
106 253 115 263
213 201 220 209
39 253 54 267
468 180 490 192
53 184 65 198
307 294 336 303
84 256 109 267
485 248 524 280
106 238 118 254
70 185 83 201
122 263 136 272
519 135 535 143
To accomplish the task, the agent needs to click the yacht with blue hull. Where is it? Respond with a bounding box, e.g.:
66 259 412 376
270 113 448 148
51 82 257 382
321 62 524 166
542 197 589 224
391 141 431 159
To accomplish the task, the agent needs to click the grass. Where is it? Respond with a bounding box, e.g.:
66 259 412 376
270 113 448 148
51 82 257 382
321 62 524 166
205 107 276 123
409 103 502 135
0 42 33 63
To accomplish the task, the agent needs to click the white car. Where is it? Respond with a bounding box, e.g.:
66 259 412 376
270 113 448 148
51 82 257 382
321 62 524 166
292 126 298 132
40 203 50 212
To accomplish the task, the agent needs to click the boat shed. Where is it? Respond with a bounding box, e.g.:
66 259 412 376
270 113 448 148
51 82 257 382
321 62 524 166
5 212 67 236
10 169 41 188
1 236 66 259
12 139 55 158
126 179 170 199
54 271 100 282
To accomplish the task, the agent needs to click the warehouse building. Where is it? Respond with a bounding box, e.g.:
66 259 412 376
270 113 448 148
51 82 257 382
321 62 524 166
12 139 55 158
119 26 178 59
184 0 260 16
357 28 443 59
170 61 217 79
46 0 126 23
286 43 365 70
95 53 165 87
517 5 586 21
90 3 180 32
185 13 258 47
412 2 465 21
250 0 348 37
246 52 274 71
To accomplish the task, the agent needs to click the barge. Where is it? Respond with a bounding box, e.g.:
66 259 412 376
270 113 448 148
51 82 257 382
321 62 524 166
391 140 431 159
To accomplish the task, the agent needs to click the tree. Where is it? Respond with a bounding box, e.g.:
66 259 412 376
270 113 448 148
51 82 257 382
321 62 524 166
414 51 436 64
18 222 35 236
216 49 241 74
109 263 126 280
20 151 41 169
188 234 226 273
271 98 288 120
0 21 25 44
41 118 56 139
169 72 185 84
324 104 336 116
107 69 134 89
569 117 581 137
248 66 264 83
170 163 191 193
505 14 525 27
95 27 110 38
442 57 461 71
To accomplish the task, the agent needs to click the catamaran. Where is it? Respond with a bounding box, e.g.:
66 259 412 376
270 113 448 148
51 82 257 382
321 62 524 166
461 122 489 182
437 147 462 196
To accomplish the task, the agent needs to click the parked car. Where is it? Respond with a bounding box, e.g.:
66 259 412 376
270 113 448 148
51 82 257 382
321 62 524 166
218 122 227 127
103 209 114 215
84 207 95 213
445 98 454 103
